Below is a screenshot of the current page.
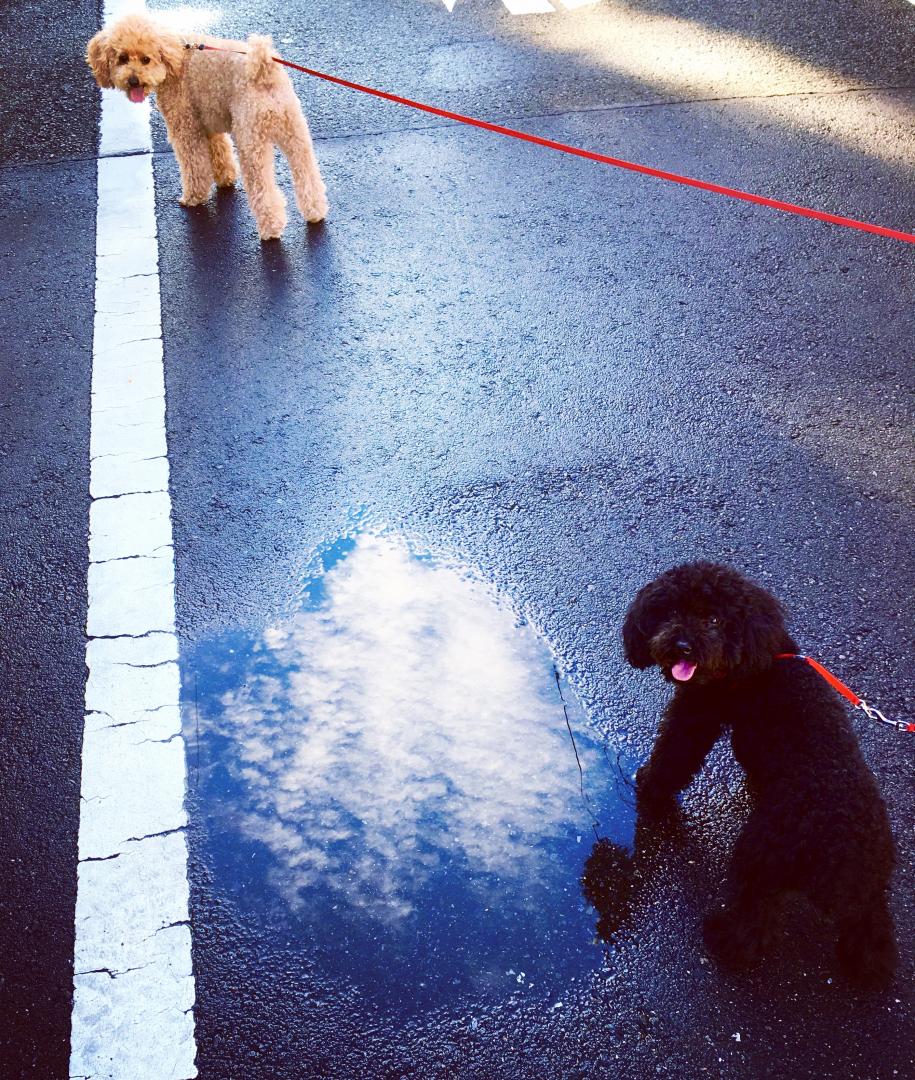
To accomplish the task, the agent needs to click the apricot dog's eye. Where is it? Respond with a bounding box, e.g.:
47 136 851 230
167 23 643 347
141 55 150 64
118 52 128 64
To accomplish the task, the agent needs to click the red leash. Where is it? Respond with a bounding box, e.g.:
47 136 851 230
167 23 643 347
195 42 915 245
776 654 913 734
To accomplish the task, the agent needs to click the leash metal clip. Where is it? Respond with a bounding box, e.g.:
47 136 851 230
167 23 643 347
857 699 911 733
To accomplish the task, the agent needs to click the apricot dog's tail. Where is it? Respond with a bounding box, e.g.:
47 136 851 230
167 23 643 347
245 34 281 87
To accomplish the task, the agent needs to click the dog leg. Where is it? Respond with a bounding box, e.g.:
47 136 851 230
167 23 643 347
236 128 287 241
273 108 328 223
704 807 787 966
636 694 723 812
170 127 214 207
208 133 239 188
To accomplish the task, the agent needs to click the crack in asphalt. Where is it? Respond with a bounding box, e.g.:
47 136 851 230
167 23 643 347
90 546 174 565
123 826 187 844
7 81 914 170
92 489 169 501
313 81 915 144
73 963 152 980
109 658 176 669
135 732 183 746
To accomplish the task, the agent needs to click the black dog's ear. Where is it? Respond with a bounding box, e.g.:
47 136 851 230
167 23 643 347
738 585 790 670
622 581 662 669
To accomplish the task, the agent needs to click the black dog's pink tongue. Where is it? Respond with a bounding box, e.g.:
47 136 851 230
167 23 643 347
128 86 145 103
672 660 697 682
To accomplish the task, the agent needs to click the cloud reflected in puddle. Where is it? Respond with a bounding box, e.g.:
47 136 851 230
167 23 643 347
187 531 633 1007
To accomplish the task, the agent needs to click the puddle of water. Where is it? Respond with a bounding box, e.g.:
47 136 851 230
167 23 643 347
184 530 634 1011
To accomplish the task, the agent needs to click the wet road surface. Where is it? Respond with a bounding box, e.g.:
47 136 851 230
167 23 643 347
1 0 914 1077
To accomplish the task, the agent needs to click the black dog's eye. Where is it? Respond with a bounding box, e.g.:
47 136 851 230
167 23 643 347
707 616 719 626
118 52 129 64
141 55 150 64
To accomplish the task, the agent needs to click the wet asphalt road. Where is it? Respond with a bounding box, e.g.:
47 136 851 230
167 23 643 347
1 0 914 1077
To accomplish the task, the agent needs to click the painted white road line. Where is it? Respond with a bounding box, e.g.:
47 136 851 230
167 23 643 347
502 0 556 12
70 2 197 1078
441 0 602 11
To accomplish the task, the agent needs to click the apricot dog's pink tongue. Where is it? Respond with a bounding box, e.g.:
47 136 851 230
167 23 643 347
672 660 697 682
128 86 145 103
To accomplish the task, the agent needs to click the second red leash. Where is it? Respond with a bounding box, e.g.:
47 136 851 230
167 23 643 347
195 42 915 246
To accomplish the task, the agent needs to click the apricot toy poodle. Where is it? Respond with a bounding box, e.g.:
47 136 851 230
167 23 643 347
87 14 328 240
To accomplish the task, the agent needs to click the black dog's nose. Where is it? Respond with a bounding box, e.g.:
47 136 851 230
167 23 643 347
675 640 693 656
128 74 140 87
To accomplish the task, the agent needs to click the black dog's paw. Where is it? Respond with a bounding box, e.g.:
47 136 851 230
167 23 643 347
702 907 765 967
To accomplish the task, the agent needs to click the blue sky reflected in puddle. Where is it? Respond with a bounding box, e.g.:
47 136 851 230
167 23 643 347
185 531 634 1010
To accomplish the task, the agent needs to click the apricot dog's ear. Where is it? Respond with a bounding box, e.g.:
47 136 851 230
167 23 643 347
159 36 187 79
87 29 114 88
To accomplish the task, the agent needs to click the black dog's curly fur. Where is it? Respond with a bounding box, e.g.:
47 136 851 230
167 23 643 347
621 561 897 988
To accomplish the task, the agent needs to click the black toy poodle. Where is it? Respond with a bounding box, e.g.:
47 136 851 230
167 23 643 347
616 560 897 988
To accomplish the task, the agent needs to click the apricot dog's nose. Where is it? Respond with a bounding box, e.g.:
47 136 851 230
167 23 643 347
127 74 140 87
